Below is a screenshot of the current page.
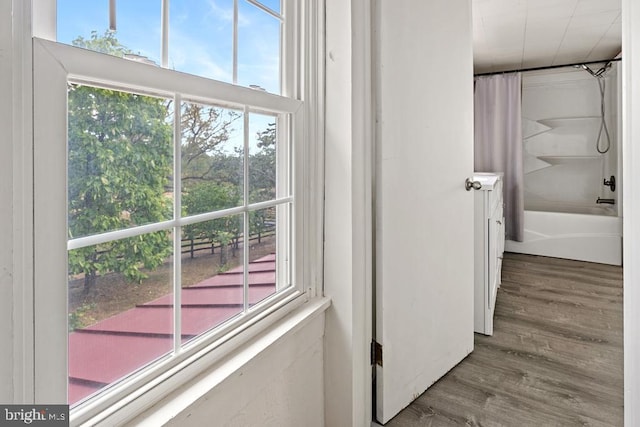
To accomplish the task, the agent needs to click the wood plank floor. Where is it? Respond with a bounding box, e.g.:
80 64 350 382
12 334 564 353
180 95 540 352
386 252 623 427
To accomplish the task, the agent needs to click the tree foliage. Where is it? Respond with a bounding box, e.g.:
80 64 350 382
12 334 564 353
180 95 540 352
68 33 172 291
182 182 241 241
182 182 242 264
67 31 279 290
72 30 132 57
181 103 241 186
250 122 277 202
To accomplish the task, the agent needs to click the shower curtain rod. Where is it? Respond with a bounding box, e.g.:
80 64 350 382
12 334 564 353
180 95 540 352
474 57 622 77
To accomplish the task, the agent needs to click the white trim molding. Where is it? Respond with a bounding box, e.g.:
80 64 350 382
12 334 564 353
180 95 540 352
1 0 16 405
323 0 373 425
9 0 35 404
622 0 640 425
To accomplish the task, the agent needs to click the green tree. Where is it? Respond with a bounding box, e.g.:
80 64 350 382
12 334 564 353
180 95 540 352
256 121 276 149
68 32 173 292
182 182 242 264
249 122 276 202
72 29 132 57
181 103 241 186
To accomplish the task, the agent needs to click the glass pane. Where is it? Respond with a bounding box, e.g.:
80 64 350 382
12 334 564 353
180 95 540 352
58 0 161 65
68 232 173 406
249 114 278 203
169 0 234 81
181 103 244 215
250 0 281 14
238 2 281 93
248 207 277 304
275 203 292 292
68 84 173 240
181 215 244 342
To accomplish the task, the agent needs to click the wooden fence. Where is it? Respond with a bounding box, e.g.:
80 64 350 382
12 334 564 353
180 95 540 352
180 226 276 258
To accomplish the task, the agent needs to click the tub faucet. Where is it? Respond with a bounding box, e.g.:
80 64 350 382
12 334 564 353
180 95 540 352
603 175 616 192
596 197 615 205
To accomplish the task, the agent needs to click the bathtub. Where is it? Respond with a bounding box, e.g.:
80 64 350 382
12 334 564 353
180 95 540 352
504 208 622 265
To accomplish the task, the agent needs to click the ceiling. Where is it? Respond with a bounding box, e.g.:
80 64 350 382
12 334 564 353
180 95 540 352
472 0 622 74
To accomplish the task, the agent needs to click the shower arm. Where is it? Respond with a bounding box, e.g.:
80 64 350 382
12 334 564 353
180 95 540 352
581 63 611 78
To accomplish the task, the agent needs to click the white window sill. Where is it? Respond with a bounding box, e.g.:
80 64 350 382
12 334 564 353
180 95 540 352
79 297 330 426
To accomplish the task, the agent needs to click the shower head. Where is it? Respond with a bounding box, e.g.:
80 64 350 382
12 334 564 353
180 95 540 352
595 62 612 77
581 62 612 78
582 64 598 77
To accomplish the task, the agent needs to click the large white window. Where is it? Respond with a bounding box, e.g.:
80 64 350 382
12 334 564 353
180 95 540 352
32 1 322 423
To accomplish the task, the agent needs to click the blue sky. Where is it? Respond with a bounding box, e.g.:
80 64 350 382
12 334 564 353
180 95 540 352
58 0 281 150
57 0 281 93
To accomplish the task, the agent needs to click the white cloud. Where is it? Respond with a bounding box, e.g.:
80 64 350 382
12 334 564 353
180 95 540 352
168 26 233 82
206 0 251 27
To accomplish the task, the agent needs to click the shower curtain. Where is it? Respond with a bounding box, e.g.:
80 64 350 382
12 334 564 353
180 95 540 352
474 73 524 242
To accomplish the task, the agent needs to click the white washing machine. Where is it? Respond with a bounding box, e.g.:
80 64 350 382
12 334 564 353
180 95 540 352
473 173 505 336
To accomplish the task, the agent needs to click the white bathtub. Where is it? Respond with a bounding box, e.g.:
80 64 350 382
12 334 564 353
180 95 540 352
505 209 622 265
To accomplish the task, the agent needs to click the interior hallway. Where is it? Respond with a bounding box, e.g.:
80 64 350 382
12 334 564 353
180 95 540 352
386 252 623 426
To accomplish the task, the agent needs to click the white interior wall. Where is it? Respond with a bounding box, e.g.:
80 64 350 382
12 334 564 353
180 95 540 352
322 0 373 425
0 0 15 403
130 308 326 427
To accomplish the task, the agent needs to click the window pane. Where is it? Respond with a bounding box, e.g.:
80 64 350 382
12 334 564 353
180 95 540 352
181 215 245 342
249 0 281 14
68 84 173 239
249 114 277 203
57 1 285 89
238 2 281 93
169 0 234 82
181 103 244 215
248 206 278 304
275 203 292 292
68 232 174 406
58 0 161 65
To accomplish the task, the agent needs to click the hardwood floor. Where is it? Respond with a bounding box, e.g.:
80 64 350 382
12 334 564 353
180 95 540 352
386 252 623 427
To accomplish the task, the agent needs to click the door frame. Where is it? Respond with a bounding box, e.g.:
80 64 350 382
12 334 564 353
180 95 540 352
323 0 640 425
622 0 640 424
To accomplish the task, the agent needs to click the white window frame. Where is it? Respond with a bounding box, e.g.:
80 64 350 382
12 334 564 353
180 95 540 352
31 0 324 424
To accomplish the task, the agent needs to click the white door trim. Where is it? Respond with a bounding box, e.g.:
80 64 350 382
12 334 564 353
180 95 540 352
622 0 639 425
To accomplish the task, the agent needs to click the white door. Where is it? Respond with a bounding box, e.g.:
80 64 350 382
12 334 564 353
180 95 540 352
374 0 475 423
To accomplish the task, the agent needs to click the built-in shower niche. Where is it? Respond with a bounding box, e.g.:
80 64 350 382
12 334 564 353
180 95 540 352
521 68 618 216
523 116 615 215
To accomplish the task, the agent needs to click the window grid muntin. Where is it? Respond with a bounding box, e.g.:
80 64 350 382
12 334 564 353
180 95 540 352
67 196 295 252
246 0 283 21
65 74 297 253
64 72 296 402
65 100 293 244
242 106 251 312
173 92 183 353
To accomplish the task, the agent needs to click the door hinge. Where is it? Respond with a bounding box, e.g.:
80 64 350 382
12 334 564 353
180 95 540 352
371 340 383 366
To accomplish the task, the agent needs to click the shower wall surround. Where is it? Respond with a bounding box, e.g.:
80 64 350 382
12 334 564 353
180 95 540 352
521 64 619 216
505 63 622 265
